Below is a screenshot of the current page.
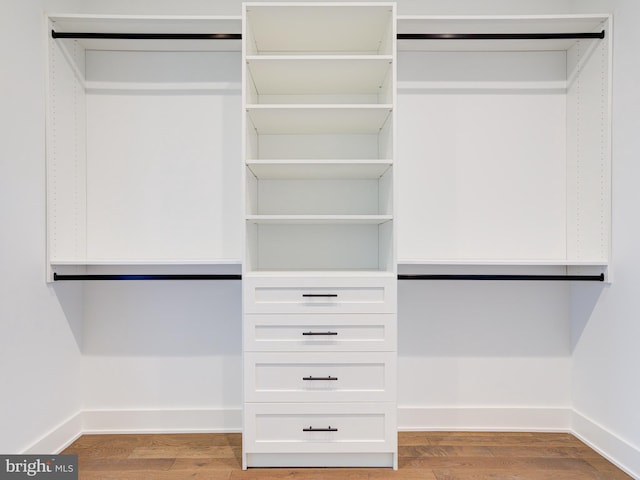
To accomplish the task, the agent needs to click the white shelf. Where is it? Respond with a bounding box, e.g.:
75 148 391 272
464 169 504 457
50 259 242 266
246 56 392 96
246 105 392 134
246 215 393 225
398 259 609 267
246 160 392 179
84 81 241 92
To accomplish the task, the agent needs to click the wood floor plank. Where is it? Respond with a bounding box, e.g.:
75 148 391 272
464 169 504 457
168 457 243 470
486 446 603 459
399 432 580 447
368 469 438 480
76 458 175 472
431 469 602 480
399 445 494 458
79 471 231 480
586 457 635 480
130 445 240 459
400 456 599 473
60 432 633 480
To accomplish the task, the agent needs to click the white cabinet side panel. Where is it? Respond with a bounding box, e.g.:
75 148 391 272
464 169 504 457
47 37 86 261
566 31 611 263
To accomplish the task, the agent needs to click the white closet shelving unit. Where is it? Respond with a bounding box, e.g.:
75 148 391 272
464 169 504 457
46 14 243 280
396 14 612 281
242 2 398 469
45 5 612 472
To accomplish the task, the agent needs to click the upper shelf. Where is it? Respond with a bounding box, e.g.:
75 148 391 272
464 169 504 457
245 3 395 55
397 14 609 51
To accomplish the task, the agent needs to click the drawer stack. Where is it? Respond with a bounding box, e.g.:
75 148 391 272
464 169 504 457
242 275 397 468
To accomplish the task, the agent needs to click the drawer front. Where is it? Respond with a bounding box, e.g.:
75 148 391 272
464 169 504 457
244 402 397 454
244 313 396 352
244 275 396 314
244 352 396 402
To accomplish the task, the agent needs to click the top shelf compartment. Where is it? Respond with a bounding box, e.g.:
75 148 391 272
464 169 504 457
397 14 609 52
244 3 395 55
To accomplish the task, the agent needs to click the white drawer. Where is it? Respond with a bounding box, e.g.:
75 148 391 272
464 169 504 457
243 275 396 314
244 352 396 402
244 313 396 352
243 402 397 454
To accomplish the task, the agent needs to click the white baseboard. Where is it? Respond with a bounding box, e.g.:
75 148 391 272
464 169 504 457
398 407 572 432
572 410 640 480
82 408 242 434
23 412 84 454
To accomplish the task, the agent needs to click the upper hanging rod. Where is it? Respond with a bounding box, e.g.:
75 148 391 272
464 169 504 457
51 30 604 41
398 273 605 282
397 31 604 40
51 31 242 40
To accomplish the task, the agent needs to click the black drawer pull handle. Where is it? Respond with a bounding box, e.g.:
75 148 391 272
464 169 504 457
302 294 338 298
303 426 338 432
303 376 338 381
302 331 338 336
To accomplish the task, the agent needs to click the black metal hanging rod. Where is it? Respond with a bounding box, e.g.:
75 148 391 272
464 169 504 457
397 31 605 40
398 273 605 282
51 31 242 40
53 273 242 281
52 30 604 42
53 273 604 281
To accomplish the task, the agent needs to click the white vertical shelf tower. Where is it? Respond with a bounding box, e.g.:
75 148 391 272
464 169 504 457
242 2 398 469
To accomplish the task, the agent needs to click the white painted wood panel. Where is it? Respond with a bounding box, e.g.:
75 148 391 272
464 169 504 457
244 352 396 402
84 50 241 262
244 313 396 352
244 402 397 454
397 50 566 263
244 275 396 313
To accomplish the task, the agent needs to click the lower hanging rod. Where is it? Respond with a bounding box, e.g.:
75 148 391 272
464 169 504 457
53 273 604 281
51 31 242 40
398 273 604 282
53 273 242 281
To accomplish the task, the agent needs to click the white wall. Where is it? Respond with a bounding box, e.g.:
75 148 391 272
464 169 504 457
0 0 84 453
567 0 640 475
81 280 242 431
4 1 640 477
398 279 572 429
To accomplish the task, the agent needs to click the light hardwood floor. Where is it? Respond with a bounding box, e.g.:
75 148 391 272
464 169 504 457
62 432 633 480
